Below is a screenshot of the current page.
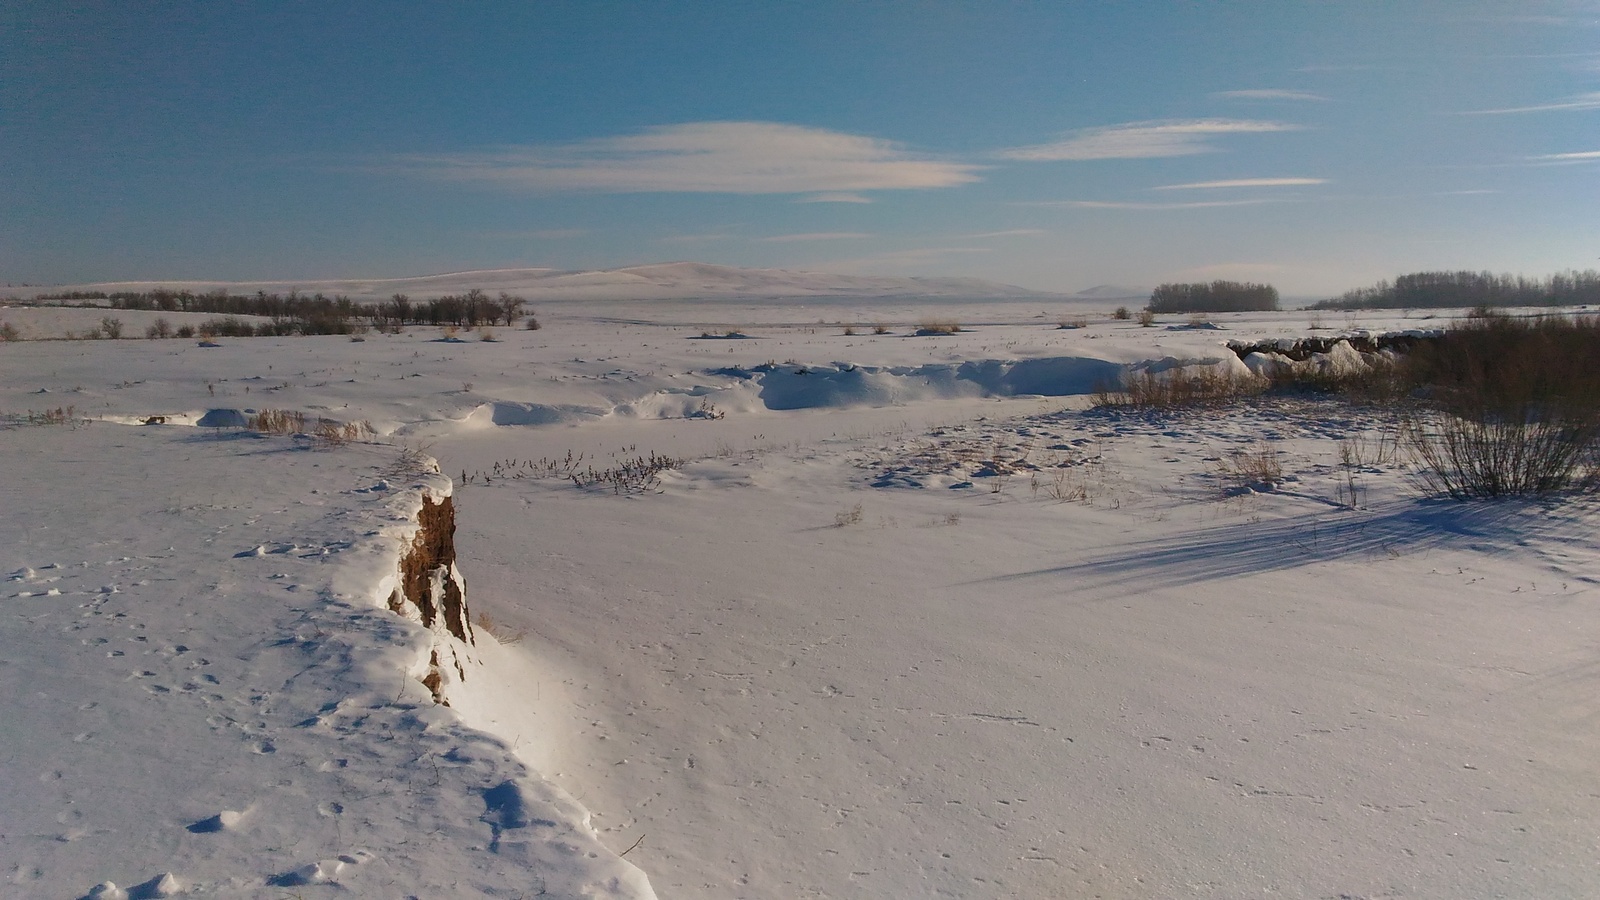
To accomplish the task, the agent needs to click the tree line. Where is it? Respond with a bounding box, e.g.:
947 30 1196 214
32 287 531 334
1146 281 1280 313
1313 270 1600 310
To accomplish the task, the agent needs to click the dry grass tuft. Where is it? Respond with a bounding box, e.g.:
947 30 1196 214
474 611 527 645
1214 440 1284 492
1094 368 1267 410
250 409 306 434
915 321 961 336
311 418 375 447
834 503 864 526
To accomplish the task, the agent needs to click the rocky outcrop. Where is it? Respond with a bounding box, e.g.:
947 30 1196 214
388 492 475 703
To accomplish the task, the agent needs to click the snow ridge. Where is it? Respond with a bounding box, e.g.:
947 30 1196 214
0 425 654 898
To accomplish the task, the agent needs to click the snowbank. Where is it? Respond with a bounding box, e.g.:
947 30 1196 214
0 423 654 898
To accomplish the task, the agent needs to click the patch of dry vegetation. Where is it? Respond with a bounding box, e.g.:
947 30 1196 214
1093 369 1267 410
1401 313 1600 498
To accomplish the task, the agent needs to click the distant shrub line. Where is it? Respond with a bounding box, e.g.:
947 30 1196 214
1096 311 1600 498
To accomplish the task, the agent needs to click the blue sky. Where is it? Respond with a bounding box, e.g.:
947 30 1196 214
3 1 1597 297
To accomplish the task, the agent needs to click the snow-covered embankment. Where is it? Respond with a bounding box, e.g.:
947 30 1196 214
0 422 654 898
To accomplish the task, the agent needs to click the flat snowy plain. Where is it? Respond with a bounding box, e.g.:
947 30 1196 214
3 295 1598 899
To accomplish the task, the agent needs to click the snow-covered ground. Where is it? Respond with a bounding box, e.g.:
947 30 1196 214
4 299 1597 898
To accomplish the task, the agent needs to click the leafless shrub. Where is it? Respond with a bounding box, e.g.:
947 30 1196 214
1401 313 1600 498
1136 309 1156 327
100 317 124 339
0 321 18 341
1112 306 1131 321
145 317 173 339
385 443 439 477
525 315 541 330
872 324 891 335
916 321 961 336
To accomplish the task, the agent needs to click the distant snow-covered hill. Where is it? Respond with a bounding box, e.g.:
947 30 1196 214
16 262 1066 303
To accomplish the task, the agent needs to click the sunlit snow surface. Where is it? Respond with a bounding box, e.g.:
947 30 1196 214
3 300 1599 898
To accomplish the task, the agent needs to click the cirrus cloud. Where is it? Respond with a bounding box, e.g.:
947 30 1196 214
1151 177 1327 190
756 232 873 243
1462 91 1600 114
378 122 984 194
996 119 1303 161
1020 198 1292 211
1212 89 1330 102
1528 150 1600 163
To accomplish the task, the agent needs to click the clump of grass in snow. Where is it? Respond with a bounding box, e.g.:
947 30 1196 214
249 409 306 434
834 503 864 526
311 418 375 447
474 611 527 645
569 452 682 494
248 408 373 447
915 321 961 336
1093 368 1267 410
1214 440 1284 493
14 405 81 427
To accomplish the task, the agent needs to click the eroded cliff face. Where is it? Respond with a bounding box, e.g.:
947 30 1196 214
389 492 475 703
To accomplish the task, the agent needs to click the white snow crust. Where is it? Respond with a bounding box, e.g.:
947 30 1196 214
4 299 1599 898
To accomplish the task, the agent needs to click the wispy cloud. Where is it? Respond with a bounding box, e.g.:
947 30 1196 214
962 229 1049 238
795 192 875 203
1022 198 1291 210
1151 177 1327 190
380 122 984 194
656 232 736 244
1461 91 1600 114
476 227 590 240
1528 150 1600 163
1212 89 1329 102
1295 63 1388 73
996 119 1302 161
756 232 873 243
